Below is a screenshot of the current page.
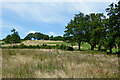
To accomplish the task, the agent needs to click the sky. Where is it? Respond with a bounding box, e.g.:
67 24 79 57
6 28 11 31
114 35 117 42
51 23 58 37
0 0 119 39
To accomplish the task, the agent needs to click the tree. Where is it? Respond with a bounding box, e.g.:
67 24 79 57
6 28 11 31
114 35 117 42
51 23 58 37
24 33 35 40
4 28 21 44
53 36 63 41
64 12 86 50
105 1 120 53
24 32 49 40
4 35 12 43
84 13 105 50
24 36 31 40
11 29 21 43
50 35 53 40
43 35 49 40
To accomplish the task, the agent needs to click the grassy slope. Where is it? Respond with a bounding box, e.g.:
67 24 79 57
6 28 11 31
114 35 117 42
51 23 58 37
2 49 119 78
2 40 118 53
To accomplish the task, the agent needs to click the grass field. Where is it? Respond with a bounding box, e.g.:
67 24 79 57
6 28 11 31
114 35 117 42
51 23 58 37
2 49 119 78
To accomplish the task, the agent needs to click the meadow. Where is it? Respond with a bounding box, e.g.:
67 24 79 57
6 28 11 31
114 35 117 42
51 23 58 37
2 49 119 78
1 40 120 78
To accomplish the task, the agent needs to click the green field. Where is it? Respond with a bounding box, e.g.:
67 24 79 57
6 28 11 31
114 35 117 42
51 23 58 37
2 49 119 78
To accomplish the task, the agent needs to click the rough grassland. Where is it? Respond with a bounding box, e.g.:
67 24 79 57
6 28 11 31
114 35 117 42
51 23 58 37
2 49 119 78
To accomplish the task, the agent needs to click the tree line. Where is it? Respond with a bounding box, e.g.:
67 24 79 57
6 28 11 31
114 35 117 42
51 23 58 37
3 29 64 44
64 1 120 53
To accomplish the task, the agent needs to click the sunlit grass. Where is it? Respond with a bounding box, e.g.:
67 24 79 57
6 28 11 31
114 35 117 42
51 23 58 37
2 49 119 78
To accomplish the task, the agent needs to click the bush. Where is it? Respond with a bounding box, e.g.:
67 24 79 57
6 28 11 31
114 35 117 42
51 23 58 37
66 46 74 51
59 44 66 50
19 43 26 48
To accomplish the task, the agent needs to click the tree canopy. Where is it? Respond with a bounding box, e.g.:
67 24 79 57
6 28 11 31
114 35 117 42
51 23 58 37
64 1 120 53
4 28 21 44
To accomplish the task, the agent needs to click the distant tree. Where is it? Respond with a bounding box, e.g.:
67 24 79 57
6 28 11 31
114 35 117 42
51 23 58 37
34 32 42 40
53 36 63 41
4 35 12 43
24 32 49 40
50 35 53 40
4 28 21 44
11 28 21 43
43 35 49 40
24 36 31 40
24 33 34 40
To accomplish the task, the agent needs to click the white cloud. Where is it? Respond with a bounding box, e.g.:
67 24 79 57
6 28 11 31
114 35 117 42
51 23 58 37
3 3 69 24
3 1 117 25
26 31 36 34
3 2 108 24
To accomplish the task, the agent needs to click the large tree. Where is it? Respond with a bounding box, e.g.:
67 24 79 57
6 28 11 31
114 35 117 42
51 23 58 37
64 12 86 50
84 13 105 50
105 1 120 53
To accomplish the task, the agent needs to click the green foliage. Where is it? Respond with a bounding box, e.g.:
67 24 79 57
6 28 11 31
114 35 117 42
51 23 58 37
66 46 74 51
2 43 73 51
4 29 21 44
50 35 53 40
63 1 120 53
64 12 86 50
52 36 64 41
4 35 12 44
105 1 120 53
24 32 49 40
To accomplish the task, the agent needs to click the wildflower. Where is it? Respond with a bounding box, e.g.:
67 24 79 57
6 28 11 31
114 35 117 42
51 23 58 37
105 71 109 75
90 69 93 74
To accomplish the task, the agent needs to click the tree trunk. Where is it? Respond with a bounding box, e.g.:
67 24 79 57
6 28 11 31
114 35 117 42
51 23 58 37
91 45 95 50
98 45 101 50
115 44 117 49
118 44 120 53
109 46 112 53
78 42 81 51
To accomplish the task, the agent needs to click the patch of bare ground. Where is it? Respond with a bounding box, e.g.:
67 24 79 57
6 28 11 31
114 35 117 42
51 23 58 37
1 40 63 47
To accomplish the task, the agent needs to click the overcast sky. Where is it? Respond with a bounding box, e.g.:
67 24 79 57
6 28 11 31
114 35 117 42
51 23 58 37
1 0 118 39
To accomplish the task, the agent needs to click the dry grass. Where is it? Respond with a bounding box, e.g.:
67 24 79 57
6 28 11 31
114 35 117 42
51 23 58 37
2 40 64 47
2 49 119 78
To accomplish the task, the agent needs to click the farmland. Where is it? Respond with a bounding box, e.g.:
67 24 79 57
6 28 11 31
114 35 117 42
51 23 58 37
2 49 119 78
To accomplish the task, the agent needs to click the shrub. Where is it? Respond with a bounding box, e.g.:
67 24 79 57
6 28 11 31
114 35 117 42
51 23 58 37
66 46 74 51
19 43 26 48
59 44 66 50
35 45 40 48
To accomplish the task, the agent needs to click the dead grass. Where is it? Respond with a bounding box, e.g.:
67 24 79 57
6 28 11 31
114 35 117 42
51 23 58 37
2 49 119 78
2 40 63 47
